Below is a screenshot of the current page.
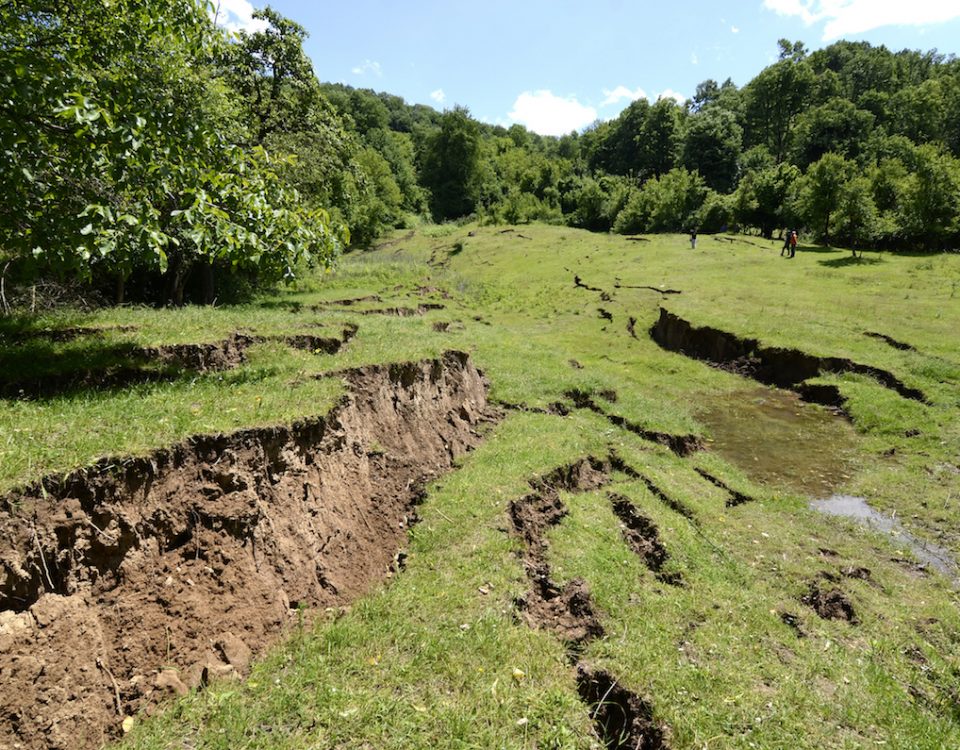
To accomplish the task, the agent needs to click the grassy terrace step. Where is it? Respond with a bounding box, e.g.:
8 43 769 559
2 225 959 749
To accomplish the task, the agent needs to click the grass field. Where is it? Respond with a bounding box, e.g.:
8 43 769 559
3 226 960 749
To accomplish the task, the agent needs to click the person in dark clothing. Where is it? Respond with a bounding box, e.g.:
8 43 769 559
690 229 698 249
781 229 792 256
788 230 798 258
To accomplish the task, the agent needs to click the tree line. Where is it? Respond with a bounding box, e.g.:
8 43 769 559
3 4 959 306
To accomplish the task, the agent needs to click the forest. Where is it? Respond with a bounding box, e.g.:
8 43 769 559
3 0 960 305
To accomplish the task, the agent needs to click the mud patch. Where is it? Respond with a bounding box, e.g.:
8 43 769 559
651 308 928 405
314 295 383 307
598 308 614 322
801 581 859 623
693 468 754 507
577 665 670 750
574 275 603 293
0 351 492 750
566 390 704 458
696 386 858 498
608 493 681 584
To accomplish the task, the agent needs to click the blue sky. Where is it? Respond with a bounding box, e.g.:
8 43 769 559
215 0 960 136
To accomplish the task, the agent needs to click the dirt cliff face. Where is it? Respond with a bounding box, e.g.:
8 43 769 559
649 308 927 405
0 351 493 750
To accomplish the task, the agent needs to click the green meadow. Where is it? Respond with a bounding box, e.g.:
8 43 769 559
3 226 960 749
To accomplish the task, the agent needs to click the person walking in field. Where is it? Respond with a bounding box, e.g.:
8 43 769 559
781 229 792 256
788 229 798 258
690 229 698 249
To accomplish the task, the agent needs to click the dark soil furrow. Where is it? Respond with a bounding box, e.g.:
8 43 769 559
607 492 681 585
0 351 493 750
614 283 682 295
509 457 609 649
356 303 446 317
650 308 928 405
864 331 916 352
801 580 859 623
577 665 671 750
574 275 604 293
507 459 672 748
693 468 755 507
566 390 704 458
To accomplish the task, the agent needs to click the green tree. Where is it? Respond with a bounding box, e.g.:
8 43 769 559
419 106 482 221
682 108 743 192
0 0 342 303
744 55 815 162
223 7 319 144
796 153 853 243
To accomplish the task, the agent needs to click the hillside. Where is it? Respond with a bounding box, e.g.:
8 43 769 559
2 227 959 749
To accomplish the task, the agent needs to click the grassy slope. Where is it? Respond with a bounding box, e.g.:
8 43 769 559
3 225 960 748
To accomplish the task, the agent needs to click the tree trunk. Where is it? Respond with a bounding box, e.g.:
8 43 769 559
200 260 215 305
115 273 126 305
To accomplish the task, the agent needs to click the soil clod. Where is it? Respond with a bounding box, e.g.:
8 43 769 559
801 581 859 623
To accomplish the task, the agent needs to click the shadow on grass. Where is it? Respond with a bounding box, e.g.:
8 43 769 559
817 255 884 268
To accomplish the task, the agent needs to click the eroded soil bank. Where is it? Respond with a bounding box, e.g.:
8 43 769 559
0 350 492 750
650 308 927 406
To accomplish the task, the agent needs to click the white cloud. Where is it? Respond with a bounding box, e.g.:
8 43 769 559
656 89 687 104
691 52 699 65
601 85 649 107
763 0 960 40
731 24 740 33
211 0 269 34
430 88 446 104
351 59 383 77
507 91 597 136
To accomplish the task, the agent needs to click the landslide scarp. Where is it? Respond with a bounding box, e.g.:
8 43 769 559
0 350 493 750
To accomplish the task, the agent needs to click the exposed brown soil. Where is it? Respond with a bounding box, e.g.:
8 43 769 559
0 351 493 750
313 295 383 307
693 468 754 507
607 493 681 584
566 390 704 458
1 326 358 401
576 664 671 750
598 308 614 322
507 458 672 748
801 581 859 623
509 458 609 649
651 308 928 405
357 303 446 317
605 453 696 521
432 321 451 332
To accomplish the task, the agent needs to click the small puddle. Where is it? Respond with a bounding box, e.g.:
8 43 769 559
811 495 958 581
696 386 859 497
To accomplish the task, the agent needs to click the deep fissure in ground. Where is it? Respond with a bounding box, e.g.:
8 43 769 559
508 456 672 749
